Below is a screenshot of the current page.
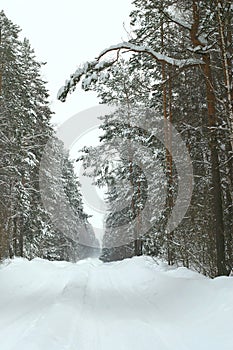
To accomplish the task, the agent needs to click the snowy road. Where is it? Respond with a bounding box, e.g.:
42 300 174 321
0 257 232 350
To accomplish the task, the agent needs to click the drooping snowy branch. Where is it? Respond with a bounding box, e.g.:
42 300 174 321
57 59 116 102
58 42 203 102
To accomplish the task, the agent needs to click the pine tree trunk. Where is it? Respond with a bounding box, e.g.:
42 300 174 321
216 1 233 150
0 28 2 96
134 239 142 256
202 54 227 276
191 0 227 275
19 217 24 257
161 11 174 265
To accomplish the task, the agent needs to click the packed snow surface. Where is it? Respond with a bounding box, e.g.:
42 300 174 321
0 256 232 350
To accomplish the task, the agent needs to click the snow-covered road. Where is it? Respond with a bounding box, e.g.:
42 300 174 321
0 256 232 350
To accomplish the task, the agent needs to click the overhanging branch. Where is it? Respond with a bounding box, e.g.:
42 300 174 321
58 41 204 102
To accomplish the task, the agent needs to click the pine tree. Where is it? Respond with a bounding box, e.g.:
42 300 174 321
58 1 233 275
0 11 90 262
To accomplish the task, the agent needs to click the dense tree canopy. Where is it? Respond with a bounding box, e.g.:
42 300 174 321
0 11 96 261
59 0 233 276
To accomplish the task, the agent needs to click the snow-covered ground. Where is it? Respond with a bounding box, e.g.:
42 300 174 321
0 256 232 350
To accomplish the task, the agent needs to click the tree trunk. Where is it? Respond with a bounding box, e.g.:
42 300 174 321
0 28 2 96
161 10 174 265
216 0 233 150
202 54 227 275
134 239 142 256
190 0 227 275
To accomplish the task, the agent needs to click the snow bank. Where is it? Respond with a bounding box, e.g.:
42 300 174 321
0 256 232 350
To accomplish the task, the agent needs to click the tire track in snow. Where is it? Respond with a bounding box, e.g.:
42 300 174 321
65 260 103 350
1 264 89 350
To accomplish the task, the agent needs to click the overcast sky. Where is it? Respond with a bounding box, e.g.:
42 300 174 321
1 0 132 125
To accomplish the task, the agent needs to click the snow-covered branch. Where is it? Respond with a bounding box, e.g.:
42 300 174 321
163 9 208 48
97 42 203 68
162 10 192 31
58 42 203 102
57 59 116 102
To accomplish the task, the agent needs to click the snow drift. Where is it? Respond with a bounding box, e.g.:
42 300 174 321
0 256 232 350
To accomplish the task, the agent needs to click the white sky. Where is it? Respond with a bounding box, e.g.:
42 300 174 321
1 0 132 239
1 0 132 125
